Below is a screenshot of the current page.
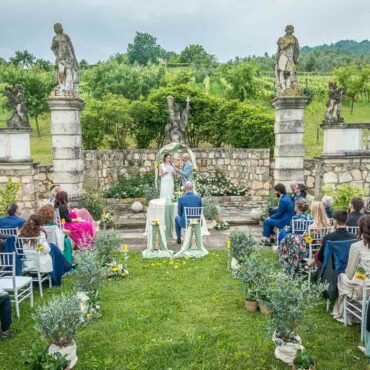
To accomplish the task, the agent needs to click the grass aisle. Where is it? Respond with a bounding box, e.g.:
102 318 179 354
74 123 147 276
1 251 368 369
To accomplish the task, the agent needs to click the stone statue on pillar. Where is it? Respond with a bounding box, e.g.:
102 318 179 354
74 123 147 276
51 23 78 96
4 84 30 128
275 25 300 95
164 96 190 144
324 81 345 124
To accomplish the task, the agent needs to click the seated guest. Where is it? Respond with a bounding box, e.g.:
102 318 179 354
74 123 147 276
309 201 331 231
0 204 26 229
322 195 334 219
18 215 52 274
54 191 94 250
262 183 295 246
347 197 364 227
289 200 312 232
175 182 202 244
305 209 357 270
295 184 307 201
332 215 370 322
0 289 14 340
38 205 73 264
289 180 298 201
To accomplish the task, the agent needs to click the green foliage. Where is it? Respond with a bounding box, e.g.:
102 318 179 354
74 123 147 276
179 44 216 67
144 186 160 205
0 177 21 216
94 230 121 264
104 172 155 198
229 230 255 263
195 170 247 197
202 197 219 220
269 273 327 342
9 50 36 68
81 94 133 149
322 184 367 210
79 190 105 220
81 60 165 100
73 251 105 293
127 32 163 65
34 294 82 347
23 343 70 370
293 349 316 369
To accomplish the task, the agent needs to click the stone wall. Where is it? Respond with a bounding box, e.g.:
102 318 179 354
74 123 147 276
0 162 53 215
83 148 271 203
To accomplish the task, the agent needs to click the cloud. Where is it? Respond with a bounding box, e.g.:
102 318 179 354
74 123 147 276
0 0 369 62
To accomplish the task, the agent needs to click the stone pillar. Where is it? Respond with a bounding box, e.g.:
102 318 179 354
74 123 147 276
272 96 308 188
47 97 84 204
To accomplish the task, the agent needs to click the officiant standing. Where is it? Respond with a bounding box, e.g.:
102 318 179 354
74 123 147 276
176 153 194 187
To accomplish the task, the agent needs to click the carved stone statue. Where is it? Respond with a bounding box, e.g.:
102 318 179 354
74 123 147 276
51 23 78 95
324 81 345 123
165 96 190 144
275 25 300 94
4 84 30 128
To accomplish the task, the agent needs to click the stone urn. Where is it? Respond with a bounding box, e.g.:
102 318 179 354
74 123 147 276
131 201 144 213
272 331 304 365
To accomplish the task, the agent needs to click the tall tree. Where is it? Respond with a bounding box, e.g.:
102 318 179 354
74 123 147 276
179 44 216 66
127 32 162 65
9 50 36 68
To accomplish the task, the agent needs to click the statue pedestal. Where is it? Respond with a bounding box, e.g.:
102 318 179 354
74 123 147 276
321 123 370 156
47 97 84 204
272 96 308 188
0 128 32 162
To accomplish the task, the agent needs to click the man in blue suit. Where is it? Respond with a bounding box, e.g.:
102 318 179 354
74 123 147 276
0 204 26 229
262 183 294 245
176 153 194 187
175 182 202 244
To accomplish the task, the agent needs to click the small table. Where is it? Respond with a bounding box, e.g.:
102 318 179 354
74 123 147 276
144 198 210 239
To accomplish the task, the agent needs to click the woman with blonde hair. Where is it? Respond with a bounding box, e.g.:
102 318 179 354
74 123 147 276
309 201 331 230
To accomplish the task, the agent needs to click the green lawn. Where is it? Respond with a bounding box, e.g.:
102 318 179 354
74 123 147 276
0 250 367 369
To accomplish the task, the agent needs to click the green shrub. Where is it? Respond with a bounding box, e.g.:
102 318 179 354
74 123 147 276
203 197 219 220
105 172 155 198
144 186 160 205
24 343 70 370
322 184 367 209
34 294 81 347
79 190 105 220
0 177 21 216
73 251 105 292
94 229 121 264
229 230 255 263
195 169 246 197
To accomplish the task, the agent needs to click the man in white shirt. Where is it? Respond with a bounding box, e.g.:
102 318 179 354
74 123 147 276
0 288 13 340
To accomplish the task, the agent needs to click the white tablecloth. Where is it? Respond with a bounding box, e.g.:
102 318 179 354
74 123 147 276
144 198 210 238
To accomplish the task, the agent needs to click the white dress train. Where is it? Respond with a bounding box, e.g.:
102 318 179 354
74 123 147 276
159 163 174 200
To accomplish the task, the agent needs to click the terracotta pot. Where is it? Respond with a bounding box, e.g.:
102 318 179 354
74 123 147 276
214 214 222 223
258 301 272 315
245 300 258 312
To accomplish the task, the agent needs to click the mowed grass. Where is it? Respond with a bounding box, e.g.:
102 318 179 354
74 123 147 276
0 250 367 370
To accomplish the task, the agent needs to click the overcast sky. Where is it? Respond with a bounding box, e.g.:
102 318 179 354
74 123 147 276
0 0 369 63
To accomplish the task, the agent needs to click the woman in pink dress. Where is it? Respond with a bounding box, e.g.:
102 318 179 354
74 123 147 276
54 191 94 251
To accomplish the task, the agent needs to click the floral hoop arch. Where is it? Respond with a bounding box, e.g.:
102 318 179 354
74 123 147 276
154 142 197 190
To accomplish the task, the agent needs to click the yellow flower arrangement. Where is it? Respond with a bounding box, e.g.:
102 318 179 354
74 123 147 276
61 218 66 225
123 244 129 252
86 313 92 319
355 267 367 281
226 240 231 249
37 245 45 252
151 218 160 226
304 235 313 244
189 219 199 225
153 161 159 169
112 267 119 272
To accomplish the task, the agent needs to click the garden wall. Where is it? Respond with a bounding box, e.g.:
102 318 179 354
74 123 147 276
83 148 271 203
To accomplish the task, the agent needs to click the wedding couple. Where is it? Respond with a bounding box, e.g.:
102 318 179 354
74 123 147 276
159 153 194 199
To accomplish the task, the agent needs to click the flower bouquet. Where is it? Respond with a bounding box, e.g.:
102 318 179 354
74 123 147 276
214 220 230 230
100 210 114 230
83 291 102 324
106 260 128 281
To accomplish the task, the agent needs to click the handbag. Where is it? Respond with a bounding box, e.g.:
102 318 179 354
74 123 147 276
317 241 338 300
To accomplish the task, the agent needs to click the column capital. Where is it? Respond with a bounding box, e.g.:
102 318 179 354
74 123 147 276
272 96 308 110
47 96 84 111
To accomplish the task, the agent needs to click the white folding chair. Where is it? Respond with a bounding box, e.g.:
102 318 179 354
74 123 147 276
0 228 18 236
344 280 370 341
0 252 33 318
55 208 63 229
346 226 360 236
306 227 333 285
292 219 313 235
184 207 203 228
15 237 52 298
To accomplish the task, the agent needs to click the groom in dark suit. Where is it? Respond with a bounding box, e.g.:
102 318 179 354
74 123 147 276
175 182 202 244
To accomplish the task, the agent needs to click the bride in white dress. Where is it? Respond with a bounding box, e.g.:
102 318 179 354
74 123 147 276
159 154 175 199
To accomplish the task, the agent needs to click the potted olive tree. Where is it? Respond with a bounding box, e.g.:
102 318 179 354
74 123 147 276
34 294 82 369
269 273 326 364
94 229 121 265
229 230 255 275
292 349 316 370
